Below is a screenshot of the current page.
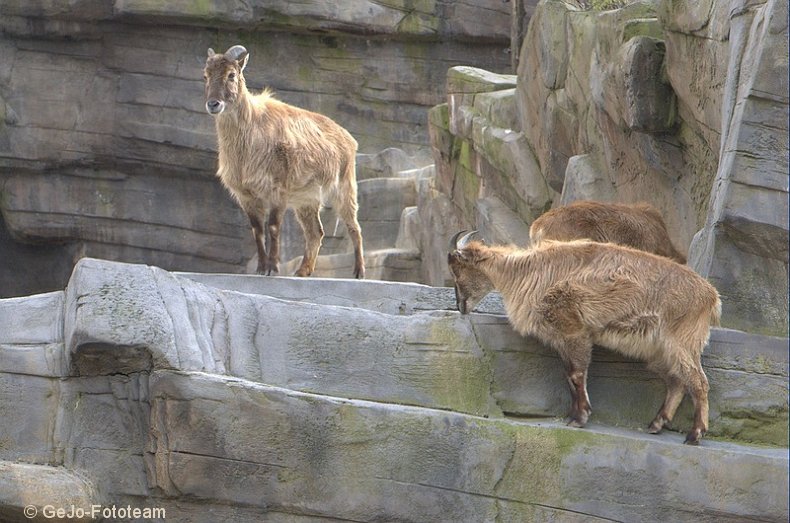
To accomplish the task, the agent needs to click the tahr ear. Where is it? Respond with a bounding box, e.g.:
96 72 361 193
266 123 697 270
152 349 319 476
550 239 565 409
449 247 472 263
207 48 215 57
239 53 249 72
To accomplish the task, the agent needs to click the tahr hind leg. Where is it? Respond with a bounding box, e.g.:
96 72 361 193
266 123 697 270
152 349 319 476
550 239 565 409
335 159 365 279
294 205 324 277
684 364 709 445
264 206 285 275
648 374 685 434
557 339 594 428
247 212 268 275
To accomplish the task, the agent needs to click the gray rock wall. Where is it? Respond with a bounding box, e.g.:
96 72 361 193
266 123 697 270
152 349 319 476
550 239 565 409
427 0 789 335
682 0 789 336
149 370 786 523
2 2 787 520
0 258 787 522
0 0 511 297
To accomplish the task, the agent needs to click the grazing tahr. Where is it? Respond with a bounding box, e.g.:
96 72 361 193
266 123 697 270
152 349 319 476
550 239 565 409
530 201 686 263
448 231 720 444
204 45 365 278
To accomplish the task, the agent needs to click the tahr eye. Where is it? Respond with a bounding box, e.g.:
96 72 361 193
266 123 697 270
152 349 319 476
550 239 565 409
228 72 236 81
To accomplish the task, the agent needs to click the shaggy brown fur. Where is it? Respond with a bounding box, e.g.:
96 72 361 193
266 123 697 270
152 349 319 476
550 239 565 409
448 232 721 444
204 45 365 278
530 201 687 263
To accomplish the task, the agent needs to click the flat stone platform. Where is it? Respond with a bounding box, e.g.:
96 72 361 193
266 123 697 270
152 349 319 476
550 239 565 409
0 258 786 522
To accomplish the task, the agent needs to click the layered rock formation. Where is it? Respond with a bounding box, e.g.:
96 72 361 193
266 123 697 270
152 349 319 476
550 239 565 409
426 0 789 335
0 258 786 521
0 0 511 296
5 0 783 337
679 0 789 336
1 2 787 521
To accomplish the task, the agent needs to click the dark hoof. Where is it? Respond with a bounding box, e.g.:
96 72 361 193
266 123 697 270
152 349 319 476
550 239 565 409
684 429 704 445
263 260 279 276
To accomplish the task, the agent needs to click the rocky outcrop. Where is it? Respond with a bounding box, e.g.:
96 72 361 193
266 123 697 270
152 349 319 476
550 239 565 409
0 0 511 297
427 0 789 335
0 258 787 521
0 0 511 158
433 70 545 217
2 2 787 520
680 0 789 336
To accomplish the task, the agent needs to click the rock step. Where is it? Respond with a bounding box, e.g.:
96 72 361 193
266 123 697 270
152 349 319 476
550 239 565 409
177 270 505 315
283 248 422 281
278 175 422 266
2 260 786 466
147 369 788 523
1 258 787 522
69 258 790 446
182 266 790 447
0 461 100 523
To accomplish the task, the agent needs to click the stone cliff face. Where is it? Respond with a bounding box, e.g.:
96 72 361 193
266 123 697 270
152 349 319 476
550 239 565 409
0 0 511 296
679 0 789 336
426 0 788 336
0 2 788 519
1 0 787 336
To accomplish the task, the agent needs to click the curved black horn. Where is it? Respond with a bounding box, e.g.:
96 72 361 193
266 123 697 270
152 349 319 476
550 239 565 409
457 230 479 249
450 230 468 251
225 45 248 61
453 231 477 249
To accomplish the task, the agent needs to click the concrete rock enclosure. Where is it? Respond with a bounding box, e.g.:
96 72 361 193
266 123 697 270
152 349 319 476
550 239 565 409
2 0 785 333
0 258 787 522
1 0 788 521
426 0 788 335
0 0 512 296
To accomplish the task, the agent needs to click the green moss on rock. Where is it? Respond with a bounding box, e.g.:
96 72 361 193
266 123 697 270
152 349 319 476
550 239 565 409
453 140 481 221
424 318 500 417
623 18 664 42
713 407 789 448
447 66 517 95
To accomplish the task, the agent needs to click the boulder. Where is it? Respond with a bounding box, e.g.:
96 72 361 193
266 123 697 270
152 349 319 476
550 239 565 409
559 154 616 205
